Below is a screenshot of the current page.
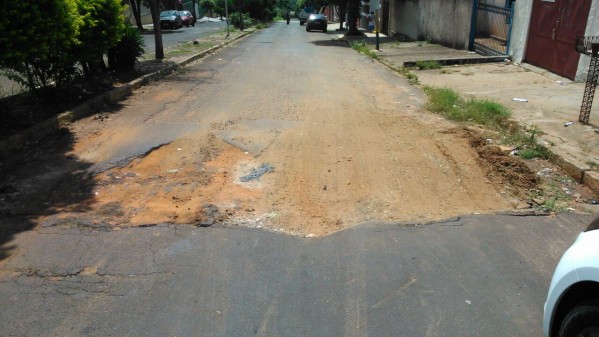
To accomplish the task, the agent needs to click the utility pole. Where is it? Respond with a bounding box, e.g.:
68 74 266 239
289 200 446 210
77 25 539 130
225 0 230 38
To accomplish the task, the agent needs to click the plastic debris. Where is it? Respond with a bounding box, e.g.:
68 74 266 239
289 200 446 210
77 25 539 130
555 80 566 85
486 138 494 144
564 121 574 127
509 149 519 156
513 98 528 102
240 163 275 182
536 168 553 177
562 187 571 195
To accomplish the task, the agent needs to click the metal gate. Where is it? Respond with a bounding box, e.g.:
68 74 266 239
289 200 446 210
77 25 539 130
469 0 515 56
525 0 592 80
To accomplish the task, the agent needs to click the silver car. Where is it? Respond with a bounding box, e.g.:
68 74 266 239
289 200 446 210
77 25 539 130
543 216 599 337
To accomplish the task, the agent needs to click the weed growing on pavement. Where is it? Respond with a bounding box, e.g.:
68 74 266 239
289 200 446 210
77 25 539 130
415 60 442 70
406 72 419 84
424 86 551 159
351 41 378 60
165 41 216 57
255 22 268 29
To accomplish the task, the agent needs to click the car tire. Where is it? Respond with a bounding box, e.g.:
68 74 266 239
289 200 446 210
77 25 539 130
192 22 195 26
323 28 327 33
306 26 310 32
300 21 304 26
558 300 599 337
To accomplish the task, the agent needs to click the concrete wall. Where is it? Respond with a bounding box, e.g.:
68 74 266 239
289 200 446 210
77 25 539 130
388 0 473 49
576 0 599 82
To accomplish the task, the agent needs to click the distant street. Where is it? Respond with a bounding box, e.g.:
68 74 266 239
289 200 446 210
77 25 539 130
142 19 227 51
0 19 227 97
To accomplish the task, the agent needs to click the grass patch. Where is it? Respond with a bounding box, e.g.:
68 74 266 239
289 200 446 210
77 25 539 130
423 86 551 159
165 41 217 57
405 72 419 84
415 60 442 70
351 41 378 60
254 22 268 29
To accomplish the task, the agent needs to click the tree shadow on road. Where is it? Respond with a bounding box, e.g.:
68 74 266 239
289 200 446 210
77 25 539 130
0 127 97 261
310 40 351 47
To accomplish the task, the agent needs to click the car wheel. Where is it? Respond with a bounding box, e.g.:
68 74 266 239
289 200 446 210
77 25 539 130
558 301 599 337
306 26 310 32
300 21 304 26
323 28 327 33
192 22 195 26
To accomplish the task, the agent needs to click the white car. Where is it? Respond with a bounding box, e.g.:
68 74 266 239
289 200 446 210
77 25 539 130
543 217 599 337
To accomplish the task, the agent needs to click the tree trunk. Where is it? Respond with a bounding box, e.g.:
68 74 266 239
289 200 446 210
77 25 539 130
149 0 164 60
338 4 346 31
346 0 360 35
129 0 144 30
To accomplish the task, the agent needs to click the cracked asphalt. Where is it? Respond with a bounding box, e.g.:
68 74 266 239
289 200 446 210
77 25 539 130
0 213 590 336
1 22 595 336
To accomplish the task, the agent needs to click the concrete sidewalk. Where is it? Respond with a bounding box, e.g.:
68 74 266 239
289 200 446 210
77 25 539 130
330 25 599 193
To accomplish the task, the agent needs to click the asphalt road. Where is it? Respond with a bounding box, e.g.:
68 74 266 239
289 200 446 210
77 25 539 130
0 22 594 336
142 19 227 52
0 214 590 336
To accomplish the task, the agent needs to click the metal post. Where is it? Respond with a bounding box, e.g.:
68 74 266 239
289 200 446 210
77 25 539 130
579 43 599 124
468 0 479 51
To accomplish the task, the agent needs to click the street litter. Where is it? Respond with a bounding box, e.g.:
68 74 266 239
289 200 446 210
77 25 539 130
167 169 179 174
486 138 494 144
562 187 571 195
512 98 528 102
500 145 517 152
509 149 519 156
555 80 566 85
240 163 275 182
564 121 574 127
537 168 553 177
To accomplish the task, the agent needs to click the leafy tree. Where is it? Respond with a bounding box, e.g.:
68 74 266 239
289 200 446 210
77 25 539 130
74 0 126 76
200 0 215 17
0 0 81 90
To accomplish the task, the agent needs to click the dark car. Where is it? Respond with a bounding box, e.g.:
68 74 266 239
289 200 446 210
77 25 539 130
178 10 196 27
306 13 327 32
160 10 182 29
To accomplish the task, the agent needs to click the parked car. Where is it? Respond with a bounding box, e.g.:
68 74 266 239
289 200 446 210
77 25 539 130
306 13 327 33
298 8 311 26
543 216 599 337
178 10 196 27
160 10 182 29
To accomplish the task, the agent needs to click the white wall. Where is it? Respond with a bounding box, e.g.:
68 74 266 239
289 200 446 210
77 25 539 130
508 0 533 63
576 0 599 82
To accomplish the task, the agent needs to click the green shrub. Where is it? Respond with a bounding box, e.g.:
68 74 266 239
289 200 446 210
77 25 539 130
0 0 81 90
108 25 145 72
229 12 252 29
74 0 126 76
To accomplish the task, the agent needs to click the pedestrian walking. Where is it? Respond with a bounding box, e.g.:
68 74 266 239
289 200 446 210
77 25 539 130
368 12 374 32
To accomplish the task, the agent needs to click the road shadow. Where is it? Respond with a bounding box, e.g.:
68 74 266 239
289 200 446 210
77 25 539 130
0 103 127 260
310 40 351 48
141 29 186 35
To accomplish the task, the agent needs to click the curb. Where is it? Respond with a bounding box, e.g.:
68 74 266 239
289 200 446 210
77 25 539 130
0 30 254 159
